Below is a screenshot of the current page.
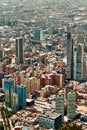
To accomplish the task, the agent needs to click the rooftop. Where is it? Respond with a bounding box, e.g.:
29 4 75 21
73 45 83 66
40 111 61 120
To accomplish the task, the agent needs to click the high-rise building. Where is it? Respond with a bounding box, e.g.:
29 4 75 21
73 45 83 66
73 45 77 80
67 32 74 80
55 94 64 122
0 63 4 73
84 60 87 80
16 37 24 64
66 32 85 81
67 33 84 81
0 49 3 60
20 72 25 85
77 35 84 44
26 77 38 93
17 85 26 108
84 37 87 52
4 75 14 107
0 73 3 88
34 28 43 41
76 44 84 81
11 93 18 113
67 91 76 120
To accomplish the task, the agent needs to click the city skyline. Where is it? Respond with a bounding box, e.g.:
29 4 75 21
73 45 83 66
0 0 87 130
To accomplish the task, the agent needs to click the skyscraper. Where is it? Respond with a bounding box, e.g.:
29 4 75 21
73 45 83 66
4 75 14 107
17 85 26 109
67 32 84 81
73 44 77 80
34 28 43 41
11 93 18 113
67 91 76 120
55 94 64 123
76 44 84 81
67 32 74 80
16 37 24 64
0 49 3 60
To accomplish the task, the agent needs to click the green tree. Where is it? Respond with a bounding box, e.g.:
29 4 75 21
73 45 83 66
0 96 5 102
0 122 4 130
5 109 12 118
60 123 83 130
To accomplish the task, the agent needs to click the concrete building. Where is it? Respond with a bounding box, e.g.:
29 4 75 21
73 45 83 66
67 91 76 120
76 44 84 81
55 94 64 123
67 34 84 81
73 45 77 80
26 77 36 93
0 63 4 73
16 37 24 64
67 32 74 80
39 111 62 129
34 27 43 41
0 49 3 60
11 93 18 113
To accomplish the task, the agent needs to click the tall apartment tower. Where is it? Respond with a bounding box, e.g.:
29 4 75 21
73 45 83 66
67 91 76 120
67 32 74 80
11 93 18 113
4 75 14 107
0 49 3 60
73 44 77 80
17 85 26 109
76 44 84 81
55 94 64 123
16 37 24 64
34 28 43 41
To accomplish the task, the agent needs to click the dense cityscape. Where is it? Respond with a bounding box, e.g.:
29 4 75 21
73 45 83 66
0 0 87 130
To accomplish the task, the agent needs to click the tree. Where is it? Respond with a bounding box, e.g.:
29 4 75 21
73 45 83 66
60 123 83 130
5 109 12 118
0 122 4 130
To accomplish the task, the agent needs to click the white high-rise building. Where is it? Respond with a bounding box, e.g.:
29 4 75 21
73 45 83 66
67 91 76 120
11 93 18 113
55 94 64 122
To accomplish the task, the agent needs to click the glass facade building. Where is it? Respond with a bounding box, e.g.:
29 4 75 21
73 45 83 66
4 76 14 107
11 93 18 113
17 85 26 109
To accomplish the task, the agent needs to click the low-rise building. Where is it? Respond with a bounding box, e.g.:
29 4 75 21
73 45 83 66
39 111 62 129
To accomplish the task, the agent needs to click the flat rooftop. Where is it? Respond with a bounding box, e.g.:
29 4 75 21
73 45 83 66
40 111 61 120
